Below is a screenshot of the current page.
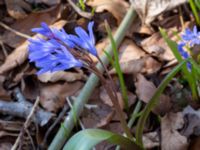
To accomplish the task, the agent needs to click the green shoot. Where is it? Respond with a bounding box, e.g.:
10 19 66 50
78 0 86 11
189 0 200 26
105 22 129 110
63 129 142 150
160 28 198 99
136 60 187 147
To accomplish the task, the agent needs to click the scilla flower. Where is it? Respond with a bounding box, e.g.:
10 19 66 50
28 38 82 74
70 21 97 56
177 42 191 70
28 21 97 74
181 26 200 46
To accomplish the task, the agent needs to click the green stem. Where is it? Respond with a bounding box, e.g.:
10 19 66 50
115 101 142 150
189 0 200 26
48 5 136 150
135 60 187 147
105 22 129 110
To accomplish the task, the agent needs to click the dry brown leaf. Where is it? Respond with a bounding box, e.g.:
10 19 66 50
143 56 161 74
0 143 12 150
32 0 60 6
131 0 187 25
38 71 84 83
0 20 67 74
141 32 175 61
143 132 159 149
161 112 188 150
100 86 136 109
5 0 31 19
119 39 146 63
135 74 171 115
40 81 83 112
2 5 61 47
181 106 200 137
81 103 113 128
109 59 145 74
86 0 129 23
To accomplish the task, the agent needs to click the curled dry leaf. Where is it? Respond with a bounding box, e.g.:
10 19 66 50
38 71 85 83
2 5 61 48
39 81 83 112
31 0 61 6
131 0 187 25
135 74 172 115
181 106 200 137
100 86 136 109
143 132 159 149
0 143 12 150
5 0 31 19
0 20 67 74
119 39 146 63
81 102 113 128
86 0 129 23
141 32 175 61
161 112 188 150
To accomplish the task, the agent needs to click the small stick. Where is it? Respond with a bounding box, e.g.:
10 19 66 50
40 103 68 149
0 21 31 39
11 97 40 150
67 0 92 19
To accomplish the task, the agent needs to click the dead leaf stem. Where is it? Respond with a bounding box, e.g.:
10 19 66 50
11 97 40 150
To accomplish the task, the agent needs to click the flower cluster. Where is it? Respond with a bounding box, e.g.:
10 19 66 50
28 21 97 74
178 26 200 70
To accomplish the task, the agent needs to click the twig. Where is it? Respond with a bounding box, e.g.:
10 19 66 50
0 99 54 126
39 103 68 149
0 40 8 57
11 97 40 150
14 87 26 102
67 0 92 19
49 4 137 150
0 21 31 39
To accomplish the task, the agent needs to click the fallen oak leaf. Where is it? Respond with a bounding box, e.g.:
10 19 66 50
86 0 129 24
161 112 188 150
39 81 83 112
135 74 172 115
0 20 67 74
5 0 31 19
38 71 85 83
131 0 187 25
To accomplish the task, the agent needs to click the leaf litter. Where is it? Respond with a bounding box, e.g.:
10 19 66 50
0 0 199 149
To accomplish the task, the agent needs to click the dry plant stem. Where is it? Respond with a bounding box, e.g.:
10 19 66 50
89 64 133 138
49 5 136 150
66 0 92 19
11 97 40 150
0 21 31 39
40 104 68 149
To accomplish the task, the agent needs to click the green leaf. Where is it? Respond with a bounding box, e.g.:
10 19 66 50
189 0 200 26
136 60 187 147
159 28 198 99
105 22 129 110
63 129 142 150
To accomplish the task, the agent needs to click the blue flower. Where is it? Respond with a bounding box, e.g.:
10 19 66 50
177 42 191 70
70 21 97 56
181 26 200 46
28 38 82 74
31 22 75 48
31 22 54 38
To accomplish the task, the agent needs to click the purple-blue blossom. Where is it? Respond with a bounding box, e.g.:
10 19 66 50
181 26 200 46
28 38 82 74
28 21 97 74
31 22 75 48
177 42 191 70
70 21 97 56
